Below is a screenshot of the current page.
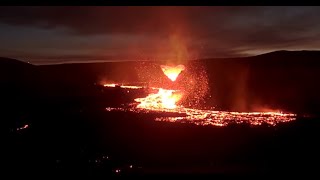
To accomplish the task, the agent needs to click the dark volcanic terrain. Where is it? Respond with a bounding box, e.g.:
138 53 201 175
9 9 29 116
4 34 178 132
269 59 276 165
2 51 320 177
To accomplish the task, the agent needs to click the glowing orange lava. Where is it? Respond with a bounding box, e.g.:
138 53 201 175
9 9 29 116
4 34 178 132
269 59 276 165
160 65 185 81
104 83 117 87
135 88 183 110
106 104 296 127
103 64 296 127
104 84 142 89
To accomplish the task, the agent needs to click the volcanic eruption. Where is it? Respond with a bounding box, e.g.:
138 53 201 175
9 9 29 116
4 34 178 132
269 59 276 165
104 64 296 127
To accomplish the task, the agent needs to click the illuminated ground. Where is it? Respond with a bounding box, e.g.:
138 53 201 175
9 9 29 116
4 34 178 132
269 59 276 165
104 84 296 127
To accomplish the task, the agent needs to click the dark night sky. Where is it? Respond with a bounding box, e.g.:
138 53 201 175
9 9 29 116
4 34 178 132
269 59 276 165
1 6 320 64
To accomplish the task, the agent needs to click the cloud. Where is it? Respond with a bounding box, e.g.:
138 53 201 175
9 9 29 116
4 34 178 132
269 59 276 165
0 6 201 35
1 6 320 63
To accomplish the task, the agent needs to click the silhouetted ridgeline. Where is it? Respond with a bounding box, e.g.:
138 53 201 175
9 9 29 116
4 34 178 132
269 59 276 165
1 50 320 114
201 50 320 113
0 57 39 122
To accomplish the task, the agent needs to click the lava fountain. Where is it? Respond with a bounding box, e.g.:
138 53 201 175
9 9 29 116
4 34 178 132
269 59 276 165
134 64 185 111
160 65 185 81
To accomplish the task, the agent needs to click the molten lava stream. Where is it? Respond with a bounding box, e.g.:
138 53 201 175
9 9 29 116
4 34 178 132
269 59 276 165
105 85 296 127
135 88 183 110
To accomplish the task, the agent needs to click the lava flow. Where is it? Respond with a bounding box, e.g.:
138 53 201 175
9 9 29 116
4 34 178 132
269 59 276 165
135 88 183 110
104 84 142 89
104 64 296 127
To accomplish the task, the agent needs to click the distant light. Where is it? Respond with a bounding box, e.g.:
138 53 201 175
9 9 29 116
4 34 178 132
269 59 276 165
17 124 29 131
129 165 133 168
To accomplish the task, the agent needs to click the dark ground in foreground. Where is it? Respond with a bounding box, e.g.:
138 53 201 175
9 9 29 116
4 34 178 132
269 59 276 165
4 101 320 177
2 51 320 177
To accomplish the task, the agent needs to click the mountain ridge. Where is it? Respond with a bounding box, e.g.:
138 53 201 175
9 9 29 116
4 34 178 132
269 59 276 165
2 50 320 66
